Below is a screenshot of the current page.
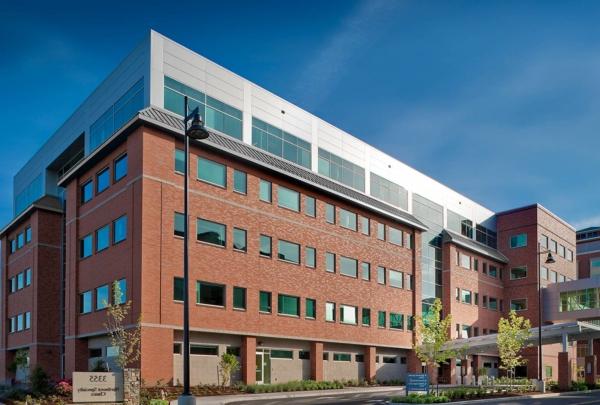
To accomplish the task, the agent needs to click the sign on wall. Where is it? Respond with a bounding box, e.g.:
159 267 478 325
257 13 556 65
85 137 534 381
406 373 429 394
73 372 124 403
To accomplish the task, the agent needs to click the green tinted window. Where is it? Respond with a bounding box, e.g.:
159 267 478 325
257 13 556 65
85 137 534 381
233 170 247 194
390 313 404 329
305 196 316 217
271 350 293 359
318 148 365 192
339 209 357 231
378 311 386 328
174 212 185 237
175 149 185 173
362 308 371 325
252 117 311 168
389 227 403 246
278 294 300 316
325 204 335 224
259 291 272 313
233 228 247 252
197 219 226 247
277 186 300 212
340 256 357 278
389 270 403 288
361 262 370 280
196 281 225 306
233 287 246 309
306 298 316 318
377 266 386 284
278 240 300 264
326 252 336 273
173 277 184 301
198 157 227 187
305 247 316 268
259 180 272 202
260 235 272 257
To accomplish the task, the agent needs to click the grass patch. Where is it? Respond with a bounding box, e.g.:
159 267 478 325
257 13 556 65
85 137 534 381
391 393 449 403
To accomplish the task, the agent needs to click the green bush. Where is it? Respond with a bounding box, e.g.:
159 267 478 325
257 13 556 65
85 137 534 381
391 393 449 403
30 366 53 397
571 381 588 391
149 400 169 405
243 380 348 394
442 387 486 400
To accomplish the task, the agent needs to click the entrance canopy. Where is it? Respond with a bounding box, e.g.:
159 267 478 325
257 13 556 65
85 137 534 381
443 321 600 356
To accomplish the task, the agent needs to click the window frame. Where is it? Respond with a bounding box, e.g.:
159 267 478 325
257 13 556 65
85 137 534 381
233 169 247 195
113 153 128 182
96 167 111 194
197 156 227 188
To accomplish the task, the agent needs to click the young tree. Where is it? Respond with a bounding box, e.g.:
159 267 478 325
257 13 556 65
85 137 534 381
218 353 240 386
103 280 142 370
497 310 531 389
414 298 457 394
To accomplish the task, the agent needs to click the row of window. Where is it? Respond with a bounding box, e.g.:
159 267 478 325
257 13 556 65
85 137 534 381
8 311 31 333
559 288 600 312
8 268 31 293
80 216 127 259
455 252 501 279
8 226 32 254
455 288 502 311
81 153 128 204
80 279 127 314
539 234 574 262
456 324 497 339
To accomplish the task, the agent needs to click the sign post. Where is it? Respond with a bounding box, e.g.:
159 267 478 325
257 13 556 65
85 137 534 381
73 372 124 403
406 373 429 395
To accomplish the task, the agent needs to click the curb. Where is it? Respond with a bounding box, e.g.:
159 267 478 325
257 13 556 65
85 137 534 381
411 388 600 405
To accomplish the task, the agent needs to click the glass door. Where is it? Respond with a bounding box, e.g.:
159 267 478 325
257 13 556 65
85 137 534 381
256 352 263 384
256 350 271 384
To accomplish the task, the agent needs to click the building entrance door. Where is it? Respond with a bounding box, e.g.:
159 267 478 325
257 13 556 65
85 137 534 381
256 350 271 384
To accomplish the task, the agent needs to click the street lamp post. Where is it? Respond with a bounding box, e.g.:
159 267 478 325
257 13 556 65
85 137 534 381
537 242 555 392
178 96 210 405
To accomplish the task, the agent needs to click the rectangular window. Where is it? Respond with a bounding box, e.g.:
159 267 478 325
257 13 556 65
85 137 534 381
116 279 127 305
174 212 185 237
456 287 460 302
114 154 128 182
356 354 364 362
550 270 557 283
96 285 109 310
488 297 498 311
340 256 358 278
306 298 316 319
325 302 336 322
390 313 404 330
196 282 225 306
510 266 527 280
278 294 300 316
474 292 479 305
340 305 358 324
259 291 272 313
80 234 93 258
558 244 566 258
299 351 310 360
81 180 94 203
305 196 316 217
483 296 488 308
80 291 92 314
318 148 365 191
227 347 241 357
252 117 311 168
362 308 371 326
233 287 246 310
305 247 316 268
233 228 247 252
17 233 23 249
545 365 553 378
260 235 272 257
489 265 498 278
24 312 30 330
17 273 23 290
370 172 408 209
459 253 471 269
325 203 335 224
278 240 300 264
361 262 370 280
566 249 573 262
25 227 31 244
198 157 227 187
510 299 527 311
377 266 386 284
473 259 479 271
550 239 558 253
540 234 548 249
377 223 386 241
326 252 336 273
190 345 219 356
175 149 185 173
339 209 357 231
461 289 472 304
333 353 352 362
233 169 247 194
25 269 31 286
360 216 370 235
9 277 15 293
10 239 16 253
407 315 415 330
173 277 184 301
378 311 386 328
197 218 226 247
259 180 272 202
389 227 403 246
270 350 294 359
406 274 414 290
96 225 110 252
510 233 527 248
389 270 404 289
17 314 23 331
278 186 300 212
96 168 110 194
113 216 127 244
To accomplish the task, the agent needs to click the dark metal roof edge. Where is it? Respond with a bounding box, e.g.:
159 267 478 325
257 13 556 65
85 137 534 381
442 229 509 264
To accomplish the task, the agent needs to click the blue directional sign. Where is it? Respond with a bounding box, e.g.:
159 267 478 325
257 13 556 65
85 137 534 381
406 373 429 394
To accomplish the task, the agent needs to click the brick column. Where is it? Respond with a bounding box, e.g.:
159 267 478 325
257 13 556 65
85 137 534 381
65 338 88 378
595 339 600 374
407 350 421 374
585 356 597 386
241 336 256 385
310 342 324 381
558 352 572 391
140 327 173 385
364 346 377 382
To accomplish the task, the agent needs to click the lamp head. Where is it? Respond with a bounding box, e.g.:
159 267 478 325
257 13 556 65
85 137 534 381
186 113 210 140
545 252 556 264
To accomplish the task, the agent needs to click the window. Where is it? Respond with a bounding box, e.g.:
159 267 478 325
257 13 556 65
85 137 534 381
407 316 415 331
17 314 23 332
10 239 16 253
566 249 573 262
81 180 94 203
558 244 566 258
175 149 185 173
558 274 565 283
114 154 128 182
473 259 479 271
113 216 127 244
325 302 336 322
461 289 472 304
362 308 371 325
326 252 336 273
510 233 527 248
489 265 498 278
278 186 300 212
333 353 352 362
259 180 272 202
96 285 109 310
360 216 370 235
260 235 272 257
17 273 23 290
252 117 311 168
541 266 549 280
318 148 365 191
390 313 404 330
278 240 300 264
511 299 527 311
173 277 184 301
370 172 408 209
540 234 548 249
198 157 226 187
299 351 310 360
459 253 471 269
361 262 370 280
25 227 31 244
474 293 479 305
278 294 300 316
96 225 110 252
174 212 185 237
550 239 557 253
9 277 15 293
305 247 316 268
259 291 272 313
550 270 557 283
17 233 24 249
80 234 93 258
233 170 247 194
306 298 316 319
339 209 357 231
377 266 386 284
233 228 247 252
510 266 527 280
325 204 335 224
190 345 219 356
545 365 553 378
227 347 241 357
196 282 225 306
356 354 365 362
233 287 246 310
24 269 31 286
96 168 110 194
483 296 488 308
482 263 488 274
271 350 294 359
340 256 358 278
377 223 386 240
488 297 498 311
406 274 414 290
389 270 403 289
305 196 316 217
197 219 226 247
24 312 30 330
405 233 414 249
80 291 92 314
389 227 403 246
115 279 127 305
455 288 460 302
378 311 386 328
340 305 358 324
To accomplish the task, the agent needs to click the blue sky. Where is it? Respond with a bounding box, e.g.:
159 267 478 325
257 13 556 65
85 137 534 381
0 0 598 229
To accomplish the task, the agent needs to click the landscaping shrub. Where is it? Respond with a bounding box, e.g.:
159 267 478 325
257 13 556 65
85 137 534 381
243 379 349 394
30 366 53 397
391 393 449 403
571 381 588 391
149 400 169 405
